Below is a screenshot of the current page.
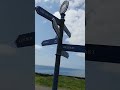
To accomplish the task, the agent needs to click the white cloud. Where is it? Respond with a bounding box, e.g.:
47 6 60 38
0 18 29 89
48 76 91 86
54 12 61 19
35 0 58 5
60 0 85 9
77 53 85 57
50 46 54 49
43 20 47 24
65 9 85 45
35 44 42 50
35 0 42 4
44 0 49 2
46 0 59 3
0 44 16 56
35 0 85 9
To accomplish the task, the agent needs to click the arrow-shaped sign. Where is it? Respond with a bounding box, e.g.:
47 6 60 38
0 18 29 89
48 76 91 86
62 44 85 53
41 38 69 58
63 25 71 37
61 51 69 59
35 6 60 24
41 38 58 46
15 32 35 48
52 18 60 38
35 6 71 38
86 44 120 63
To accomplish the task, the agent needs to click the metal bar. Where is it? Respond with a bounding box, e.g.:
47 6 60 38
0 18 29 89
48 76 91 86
52 13 65 90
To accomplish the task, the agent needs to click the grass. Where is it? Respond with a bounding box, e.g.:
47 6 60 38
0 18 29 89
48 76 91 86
35 73 85 90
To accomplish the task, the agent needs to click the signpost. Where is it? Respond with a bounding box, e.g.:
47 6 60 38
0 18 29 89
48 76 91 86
35 1 85 90
15 32 35 48
52 1 69 90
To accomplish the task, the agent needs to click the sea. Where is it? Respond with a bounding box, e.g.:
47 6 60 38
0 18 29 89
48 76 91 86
35 65 85 78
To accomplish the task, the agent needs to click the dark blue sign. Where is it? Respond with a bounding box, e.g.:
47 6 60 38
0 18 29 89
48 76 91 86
64 25 71 38
61 51 69 59
62 44 85 53
35 6 60 25
15 32 35 48
86 44 120 63
41 38 58 46
35 6 71 37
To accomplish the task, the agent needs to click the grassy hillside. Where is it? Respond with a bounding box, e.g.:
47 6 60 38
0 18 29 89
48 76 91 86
35 73 85 90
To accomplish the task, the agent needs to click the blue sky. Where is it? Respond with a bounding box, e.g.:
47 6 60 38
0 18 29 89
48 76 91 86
35 0 85 69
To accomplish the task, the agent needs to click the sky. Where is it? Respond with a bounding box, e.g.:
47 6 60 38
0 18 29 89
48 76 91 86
35 0 85 69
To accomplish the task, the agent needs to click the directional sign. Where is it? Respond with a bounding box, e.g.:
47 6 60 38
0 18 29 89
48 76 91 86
41 38 58 46
35 6 71 38
86 44 120 63
15 32 35 48
64 25 71 37
52 18 60 38
35 6 60 25
62 44 85 53
61 51 69 59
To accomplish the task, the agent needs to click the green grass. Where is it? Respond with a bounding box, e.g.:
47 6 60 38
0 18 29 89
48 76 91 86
35 73 85 90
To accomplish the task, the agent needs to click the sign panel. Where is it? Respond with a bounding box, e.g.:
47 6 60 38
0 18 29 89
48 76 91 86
62 44 85 53
15 32 35 47
64 25 71 37
41 38 58 46
35 6 71 38
52 18 60 38
35 6 60 25
86 44 120 63
61 51 69 59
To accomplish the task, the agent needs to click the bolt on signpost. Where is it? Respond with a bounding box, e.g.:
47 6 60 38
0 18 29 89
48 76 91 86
52 1 69 90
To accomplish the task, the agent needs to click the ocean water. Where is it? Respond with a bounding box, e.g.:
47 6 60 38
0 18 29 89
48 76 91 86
35 65 85 78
